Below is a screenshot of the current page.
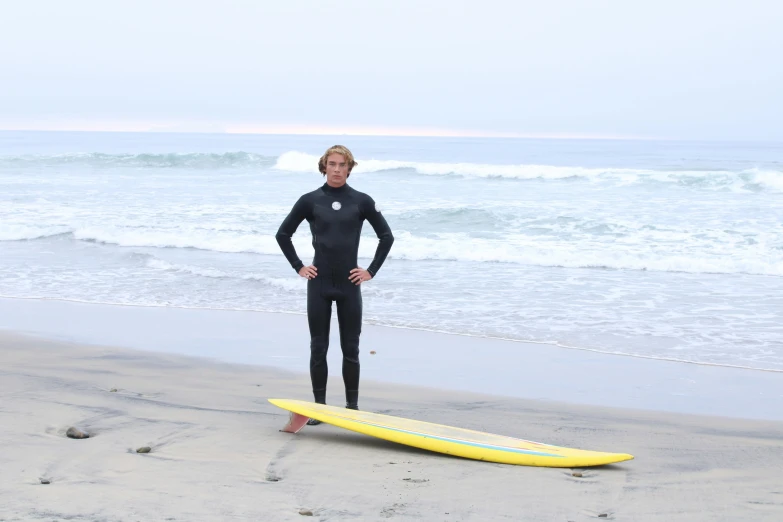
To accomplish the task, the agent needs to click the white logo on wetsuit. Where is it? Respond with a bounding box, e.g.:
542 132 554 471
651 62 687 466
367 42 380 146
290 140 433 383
332 201 341 210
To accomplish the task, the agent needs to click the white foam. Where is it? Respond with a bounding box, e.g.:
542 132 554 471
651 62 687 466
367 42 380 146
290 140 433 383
71 226 310 256
0 224 70 241
273 150 783 191
274 150 640 179
5 222 781 277
385 232 783 276
749 168 783 191
145 258 305 292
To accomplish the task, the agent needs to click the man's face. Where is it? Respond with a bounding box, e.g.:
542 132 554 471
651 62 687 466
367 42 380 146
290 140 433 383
325 153 349 186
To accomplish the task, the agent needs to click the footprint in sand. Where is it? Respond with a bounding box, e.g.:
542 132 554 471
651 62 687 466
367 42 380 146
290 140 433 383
66 427 90 439
380 503 406 518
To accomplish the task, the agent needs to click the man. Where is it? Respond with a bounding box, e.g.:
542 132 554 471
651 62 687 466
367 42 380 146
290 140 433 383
275 145 394 419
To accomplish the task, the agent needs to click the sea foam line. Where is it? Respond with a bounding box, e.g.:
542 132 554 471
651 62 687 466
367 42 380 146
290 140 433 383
2 227 782 277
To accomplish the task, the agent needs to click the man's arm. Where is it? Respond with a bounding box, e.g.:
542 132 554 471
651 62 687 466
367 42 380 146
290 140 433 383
275 196 310 274
362 196 394 277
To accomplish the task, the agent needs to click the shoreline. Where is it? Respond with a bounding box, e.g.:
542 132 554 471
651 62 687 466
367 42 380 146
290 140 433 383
3 330 783 521
5 294 781 374
1 296 782 422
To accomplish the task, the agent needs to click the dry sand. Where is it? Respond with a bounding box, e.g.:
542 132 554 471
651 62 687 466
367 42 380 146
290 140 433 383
2 331 782 521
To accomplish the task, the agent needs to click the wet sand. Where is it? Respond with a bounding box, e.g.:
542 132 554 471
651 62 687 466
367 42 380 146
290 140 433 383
2 297 781 421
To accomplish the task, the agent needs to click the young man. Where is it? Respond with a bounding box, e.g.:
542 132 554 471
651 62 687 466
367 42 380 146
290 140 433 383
275 145 394 417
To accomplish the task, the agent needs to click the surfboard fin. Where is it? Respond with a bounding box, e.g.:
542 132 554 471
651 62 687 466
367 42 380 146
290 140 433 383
279 411 310 434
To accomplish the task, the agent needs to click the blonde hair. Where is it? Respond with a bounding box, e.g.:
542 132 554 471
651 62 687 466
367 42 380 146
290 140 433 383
318 145 357 175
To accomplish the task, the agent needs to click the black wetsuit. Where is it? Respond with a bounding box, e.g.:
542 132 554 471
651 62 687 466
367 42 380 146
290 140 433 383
275 182 394 408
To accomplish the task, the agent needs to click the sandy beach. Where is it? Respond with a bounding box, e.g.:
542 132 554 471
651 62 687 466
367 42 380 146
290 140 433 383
3 2 783 520
2 315 783 521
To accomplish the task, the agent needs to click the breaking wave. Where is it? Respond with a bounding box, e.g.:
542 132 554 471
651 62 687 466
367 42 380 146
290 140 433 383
275 151 783 191
0 152 274 169
3 150 781 191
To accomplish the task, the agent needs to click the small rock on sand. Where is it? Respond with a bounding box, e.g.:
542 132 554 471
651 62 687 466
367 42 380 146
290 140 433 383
40 479 50 485
572 471 583 477
298 509 313 516
110 388 118 392
66 427 89 439
598 514 608 518
370 350 377 355
136 446 151 454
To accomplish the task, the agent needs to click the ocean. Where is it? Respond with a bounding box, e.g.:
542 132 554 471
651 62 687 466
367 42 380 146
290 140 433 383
1 131 781 371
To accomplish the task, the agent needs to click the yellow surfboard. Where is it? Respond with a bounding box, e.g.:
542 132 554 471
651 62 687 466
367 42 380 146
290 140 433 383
269 399 633 468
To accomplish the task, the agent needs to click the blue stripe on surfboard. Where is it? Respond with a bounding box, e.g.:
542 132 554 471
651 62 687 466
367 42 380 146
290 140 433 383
324 414 565 458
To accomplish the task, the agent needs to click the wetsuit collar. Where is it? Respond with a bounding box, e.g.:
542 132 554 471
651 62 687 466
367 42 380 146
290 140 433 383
322 182 349 194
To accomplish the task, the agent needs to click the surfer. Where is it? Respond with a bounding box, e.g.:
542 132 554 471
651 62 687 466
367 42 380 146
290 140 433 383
275 145 394 422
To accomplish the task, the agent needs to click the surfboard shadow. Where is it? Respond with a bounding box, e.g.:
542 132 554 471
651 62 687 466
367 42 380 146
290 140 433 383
298 429 635 469
299 428 471 461
297 428 584 467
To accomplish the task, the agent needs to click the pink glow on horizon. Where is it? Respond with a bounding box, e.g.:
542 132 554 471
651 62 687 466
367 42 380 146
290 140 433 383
0 120 654 141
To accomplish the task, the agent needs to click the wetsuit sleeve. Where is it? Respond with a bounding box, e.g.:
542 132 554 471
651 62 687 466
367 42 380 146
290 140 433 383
361 196 394 278
275 195 310 274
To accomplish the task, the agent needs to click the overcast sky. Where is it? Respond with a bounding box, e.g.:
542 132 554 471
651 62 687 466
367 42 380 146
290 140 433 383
1 0 781 141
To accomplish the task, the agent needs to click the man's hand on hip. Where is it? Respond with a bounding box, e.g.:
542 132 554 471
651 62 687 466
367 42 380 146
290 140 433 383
349 267 372 285
298 265 317 279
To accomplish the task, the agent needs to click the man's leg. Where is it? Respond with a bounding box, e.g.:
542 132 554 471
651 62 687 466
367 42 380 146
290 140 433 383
336 283 362 409
307 277 332 405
